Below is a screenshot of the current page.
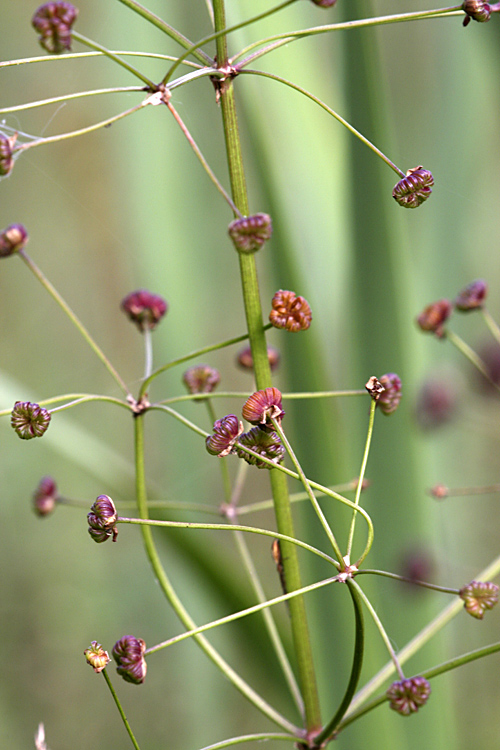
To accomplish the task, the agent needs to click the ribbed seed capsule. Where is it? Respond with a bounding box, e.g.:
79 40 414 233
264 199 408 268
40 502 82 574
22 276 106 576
236 427 285 468
242 387 284 426
112 635 147 684
182 365 220 397
0 224 28 257
0 134 17 177
378 373 402 415
392 166 434 208
84 641 110 673
269 290 312 332
87 495 118 543
205 415 243 457
459 581 499 619
237 345 280 373
32 2 79 54
228 213 272 254
33 476 59 516
386 676 431 715
11 401 51 439
416 299 452 338
454 279 487 311
121 290 168 332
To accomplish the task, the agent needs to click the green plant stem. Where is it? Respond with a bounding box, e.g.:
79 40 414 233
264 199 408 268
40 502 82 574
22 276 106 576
118 516 338 567
346 553 500 714
446 328 500 395
481 307 500 347
239 70 404 177
236 480 366 516
101 669 141 750
133 415 300 735
313 581 364 745
336 640 500 734
0 86 143 115
18 251 131 398
212 0 322 732
233 7 463 66
144 574 338 655
143 329 153 381
357 569 459 595
0 393 129 416
72 32 155 87
14 102 149 154
346 399 376 563
163 0 298 83
0 51 203 70
158 389 366 406
139 326 272 398
350 580 404 680
198 734 297 750
271 418 344 564
166 99 242 216
432 483 500 499
116 0 213 65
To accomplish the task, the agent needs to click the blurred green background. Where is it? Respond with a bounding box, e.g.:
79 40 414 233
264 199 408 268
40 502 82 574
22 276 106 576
1 1 500 748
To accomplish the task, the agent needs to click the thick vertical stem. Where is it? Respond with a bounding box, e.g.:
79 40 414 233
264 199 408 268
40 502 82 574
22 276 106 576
212 0 322 734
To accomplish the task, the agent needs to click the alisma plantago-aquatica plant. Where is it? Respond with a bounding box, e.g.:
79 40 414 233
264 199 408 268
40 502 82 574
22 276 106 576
2 1 500 748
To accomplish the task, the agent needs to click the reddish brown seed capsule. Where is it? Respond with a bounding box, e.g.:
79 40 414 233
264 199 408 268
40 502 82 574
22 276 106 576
84 641 110 673
0 134 17 177
182 365 220 397
11 401 51 439
0 224 28 257
121 290 168 332
87 495 118 543
386 676 431 715
378 373 402 415
112 636 147 684
269 290 312 332
392 166 434 208
236 345 280 372
32 2 79 54
459 581 499 619
454 279 487 311
462 0 491 26
416 300 452 338
415 376 458 429
242 387 284 426
205 415 243 457
228 213 272 253
33 476 59 516
235 427 285 469
310 0 337 6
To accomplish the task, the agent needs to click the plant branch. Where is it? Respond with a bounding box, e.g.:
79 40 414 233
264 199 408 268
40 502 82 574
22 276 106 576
102 669 142 750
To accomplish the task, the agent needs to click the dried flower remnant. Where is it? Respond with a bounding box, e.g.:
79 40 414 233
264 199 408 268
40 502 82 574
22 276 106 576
269 290 312 332
237 345 280 372
33 476 59 516
378 373 402 415
32 2 79 54
84 641 110 673
459 581 499 619
121 290 168 332
236 427 285 468
462 0 492 25
386 676 431 715
11 401 51 439
454 279 488 311
112 635 147 684
392 167 434 208
0 133 17 177
183 365 220 397
228 213 272 253
416 299 452 338
206 415 243 457
365 376 385 402
242 387 284 426
87 494 118 543
0 224 28 257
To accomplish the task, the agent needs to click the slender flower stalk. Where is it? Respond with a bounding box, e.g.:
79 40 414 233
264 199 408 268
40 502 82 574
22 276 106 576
239 70 404 177
101 669 142 750
481 307 500 347
446 329 500 394
71 31 155 87
18 251 131 398
0 86 143 115
346 398 377 564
